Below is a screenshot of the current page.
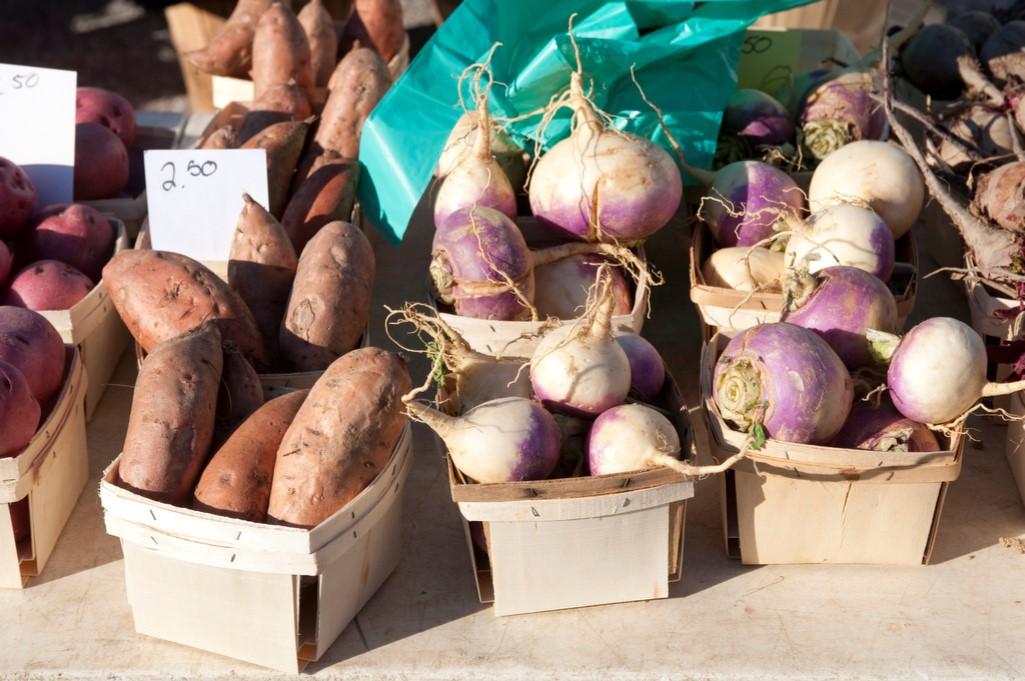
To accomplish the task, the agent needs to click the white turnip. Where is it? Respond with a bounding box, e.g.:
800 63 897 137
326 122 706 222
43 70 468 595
808 140 924 239
406 396 561 483
701 246 784 292
437 110 527 190
784 203 895 281
533 253 631 320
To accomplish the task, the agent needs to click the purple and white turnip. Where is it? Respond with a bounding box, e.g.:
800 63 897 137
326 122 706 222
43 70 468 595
784 203 896 281
713 322 853 444
799 71 887 161
698 160 803 248
533 253 632 320
614 334 665 402
781 265 899 370
831 400 940 453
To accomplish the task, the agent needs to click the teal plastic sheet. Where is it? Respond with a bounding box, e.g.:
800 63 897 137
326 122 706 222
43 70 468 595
359 0 816 242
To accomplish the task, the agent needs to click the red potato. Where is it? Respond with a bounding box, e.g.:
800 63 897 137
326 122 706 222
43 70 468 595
0 157 36 240
339 0 405 63
251 2 315 102
185 0 280 78
75 86 137 147
23 204 114 281
267 348 410 527
3 261 93 312
103 250 270 369
0 306 65 403
228 194 298 362
214 343 265 447
280 220 373 371
0 242 11 288
193 389 308 522
118 322 223 504
74 123 129 200
0 359 41 458
240 118 311 218
281 153 358 252
314 46 390 159
299 0 338 87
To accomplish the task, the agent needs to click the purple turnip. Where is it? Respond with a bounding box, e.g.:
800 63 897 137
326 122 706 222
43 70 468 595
699 160 803 248
530 269 631 416
721 88 794 149
799 71 886 161
433 97 516 228
405 396 561 483
528 72 682 243
614 334 665 402
533 253 631 320
713 322 853 444
900 23 975 99
873 317 1025 424
831 400 939 453
781 266 899 370
701 246 784 292
808 140 924 239
784 204 896 281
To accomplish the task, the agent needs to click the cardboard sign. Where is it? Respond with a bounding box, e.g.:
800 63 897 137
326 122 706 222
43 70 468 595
736 30 804 93
0 64 77 207
144 149 269 262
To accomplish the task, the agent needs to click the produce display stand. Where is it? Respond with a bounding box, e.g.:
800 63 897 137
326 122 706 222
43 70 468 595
38 219 132 421
700 335 963 566
445 376 692 617
99 422 412 673
689 222 918 337
0 346 87 589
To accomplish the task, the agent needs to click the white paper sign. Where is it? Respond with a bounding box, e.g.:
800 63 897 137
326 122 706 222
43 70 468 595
144 149 270 262
0 64 76 207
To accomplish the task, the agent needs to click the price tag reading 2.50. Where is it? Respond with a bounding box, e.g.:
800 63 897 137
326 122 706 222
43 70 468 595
160 159 219 191
144 148 269 262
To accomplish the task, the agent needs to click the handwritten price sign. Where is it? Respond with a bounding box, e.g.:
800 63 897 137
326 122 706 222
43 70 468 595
144 149 269 261
0 64 77 206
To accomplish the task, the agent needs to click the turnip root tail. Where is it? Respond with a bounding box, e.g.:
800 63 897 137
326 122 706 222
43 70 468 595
981 379 1025 397
403 398 455 433
649 451 747 478
587 267 616 339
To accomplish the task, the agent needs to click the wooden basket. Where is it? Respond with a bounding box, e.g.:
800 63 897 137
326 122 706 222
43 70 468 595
99 422 412 672
966 279 1021 342
0 346 88 589
444 375 694 616
699 334 963 566
37 219 131 420
689 222 918 337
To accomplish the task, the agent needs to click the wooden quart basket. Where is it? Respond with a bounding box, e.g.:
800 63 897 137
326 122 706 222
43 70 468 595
700 334 963 566
99 421 412 672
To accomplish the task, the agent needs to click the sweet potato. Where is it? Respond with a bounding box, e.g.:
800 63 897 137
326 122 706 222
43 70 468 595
118 322 222 504
267 348 409 527
281 152 358 252
0 359 40 458
251 2 315 102
24 204 114 281
74 122 129 200
314 46 390 159
228 194 298 362
339 0 404 63
0 307 65 403
0 158 35 240
3 261 94 312
280 221 373 371
193 389 307 522
185 0 278 78
241 118 311 218
299 0 338 87
200 125 238 150
214 343 264 446
76 86 137 147
236 81 312 145
103 250 270 369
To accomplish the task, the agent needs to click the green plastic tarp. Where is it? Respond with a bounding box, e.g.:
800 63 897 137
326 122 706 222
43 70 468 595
359 0 817 242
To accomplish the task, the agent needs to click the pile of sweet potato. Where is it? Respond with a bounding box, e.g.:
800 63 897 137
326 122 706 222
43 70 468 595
0 157 118 311
117 319 410 527
108 194 373 373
